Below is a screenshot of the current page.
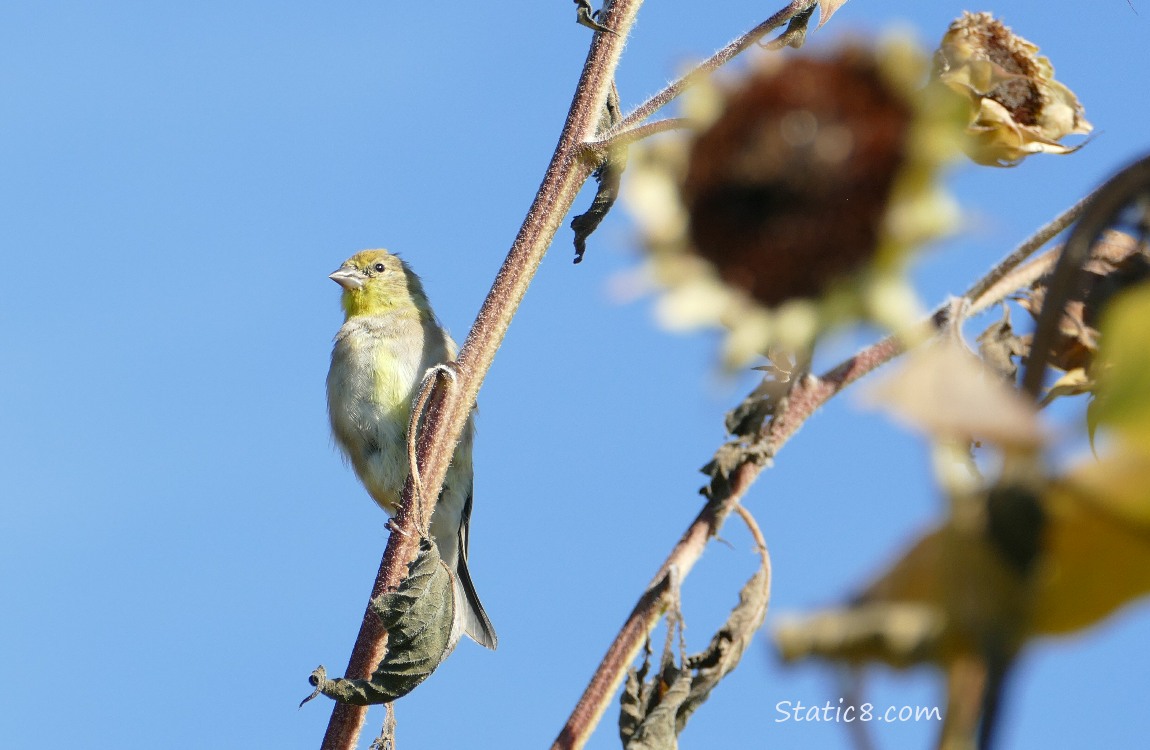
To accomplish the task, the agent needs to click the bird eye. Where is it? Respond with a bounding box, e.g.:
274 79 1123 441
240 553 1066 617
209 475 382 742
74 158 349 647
373 263 386 273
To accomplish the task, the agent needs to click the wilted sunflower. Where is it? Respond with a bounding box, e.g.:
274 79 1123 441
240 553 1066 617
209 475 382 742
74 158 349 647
624 37 963 367
933 11 1091 167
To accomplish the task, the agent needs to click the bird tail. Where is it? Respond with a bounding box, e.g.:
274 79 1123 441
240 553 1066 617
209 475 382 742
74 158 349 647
454 556 498 650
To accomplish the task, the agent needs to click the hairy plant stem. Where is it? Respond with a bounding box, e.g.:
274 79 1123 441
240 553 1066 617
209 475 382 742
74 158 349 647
585 117 692 153
964 189 1095 306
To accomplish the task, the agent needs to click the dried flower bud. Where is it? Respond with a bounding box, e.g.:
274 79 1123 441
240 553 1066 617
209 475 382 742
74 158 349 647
933 11 1091 167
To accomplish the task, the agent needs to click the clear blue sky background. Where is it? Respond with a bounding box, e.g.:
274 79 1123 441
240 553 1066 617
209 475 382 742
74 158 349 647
3 1 1148 748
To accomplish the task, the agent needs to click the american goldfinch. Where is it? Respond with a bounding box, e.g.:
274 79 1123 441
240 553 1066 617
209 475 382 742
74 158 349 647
327 249 497 650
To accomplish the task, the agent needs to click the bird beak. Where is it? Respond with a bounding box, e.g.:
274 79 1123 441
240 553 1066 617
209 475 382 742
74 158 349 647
328 267 364 291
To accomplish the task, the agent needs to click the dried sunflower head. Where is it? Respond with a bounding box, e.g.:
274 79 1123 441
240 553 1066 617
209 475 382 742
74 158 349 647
624 37 962 367
933 11 1091 167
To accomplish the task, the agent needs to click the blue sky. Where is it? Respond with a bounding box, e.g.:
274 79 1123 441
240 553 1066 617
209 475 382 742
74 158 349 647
2 1 1148 748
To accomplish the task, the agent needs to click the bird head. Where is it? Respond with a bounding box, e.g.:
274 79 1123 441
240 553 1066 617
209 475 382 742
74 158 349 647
329 249 434 320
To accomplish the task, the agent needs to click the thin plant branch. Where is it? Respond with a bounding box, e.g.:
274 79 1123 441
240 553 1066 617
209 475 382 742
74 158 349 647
584 117 692 153
967 246 1058 318
733 504 770 573
549 335 899 749
964 189 1096 306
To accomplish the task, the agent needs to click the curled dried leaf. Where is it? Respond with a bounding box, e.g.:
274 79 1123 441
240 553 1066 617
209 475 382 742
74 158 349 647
303 539 456 706
572 82 627 263
976 306 1026 382
621 520 770 749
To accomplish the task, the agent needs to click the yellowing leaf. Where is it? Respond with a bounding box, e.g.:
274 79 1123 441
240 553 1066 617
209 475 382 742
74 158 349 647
1092 283 1150 448
1031 480 1150 636
1059 447 1150 530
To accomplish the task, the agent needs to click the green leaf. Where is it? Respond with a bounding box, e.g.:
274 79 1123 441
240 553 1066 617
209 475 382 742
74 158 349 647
1092 283 1150 449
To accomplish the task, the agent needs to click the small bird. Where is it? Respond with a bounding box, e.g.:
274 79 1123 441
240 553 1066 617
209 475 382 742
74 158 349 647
326 249 497 650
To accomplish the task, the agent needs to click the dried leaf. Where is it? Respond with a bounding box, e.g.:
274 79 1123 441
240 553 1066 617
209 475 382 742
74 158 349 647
1038 367 1093 408
976 306 1026 382
572 82 627 263
619 662 692 750
303 539 455 706
621 551 770 748
817 0 851 29
865 338 1042 447
573 0 617 35
725 349 796 436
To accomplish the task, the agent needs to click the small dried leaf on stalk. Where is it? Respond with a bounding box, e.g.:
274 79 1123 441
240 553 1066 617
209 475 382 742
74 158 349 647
303 539 455 706
976 306 1026 382
724 349 796 437
865 338 1042 447
1038 367 1093 408
1018 230 1150 374
932 11 1091 167
573 0 616 35
572 82 628 263
677 563 770 726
